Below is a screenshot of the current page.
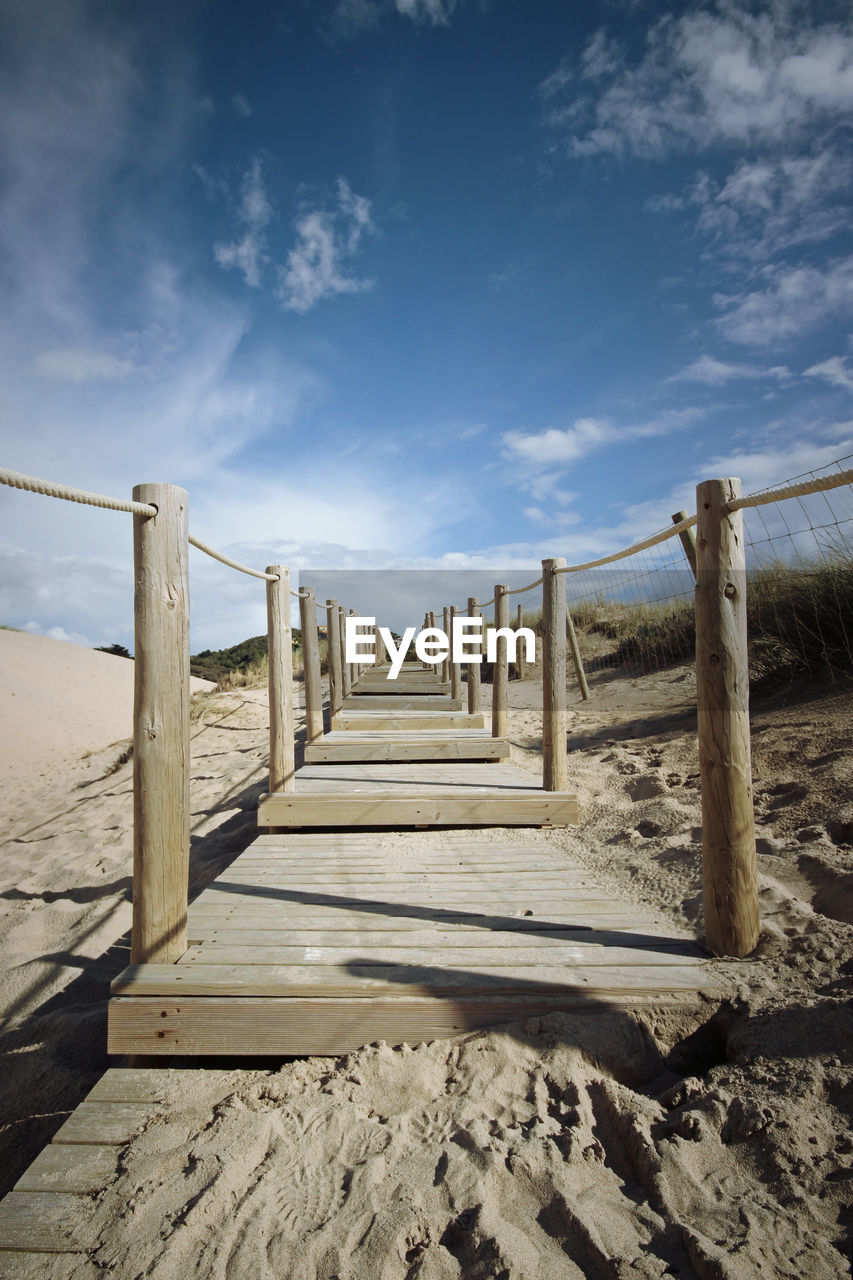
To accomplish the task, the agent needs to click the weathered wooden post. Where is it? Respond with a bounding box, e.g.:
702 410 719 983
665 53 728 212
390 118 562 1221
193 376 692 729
326 599 343 716
672 508 699 580
449 605 462 701
266 565 295 793
566 605 590 701
348 608 358 687
516 603 526 679
467 596 481 714
338 607 351 698
131 483 190 966
543 559 568 791
695 478 760 957
442 606 451 684
492 584 509 739
299 586 324 742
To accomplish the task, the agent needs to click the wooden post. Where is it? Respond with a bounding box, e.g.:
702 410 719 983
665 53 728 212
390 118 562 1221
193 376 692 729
516 603 525 679
326 599 343 715
492 584 509 739
266 566 295 794
338 607 351 697
695 478 760 957
566 604 590 701
672 508 698 580
543 559 568 791
467 596 481 714
348 608 357 687
299 586 324 743
449 605 462 700
442 606 451 683
131 483 190 966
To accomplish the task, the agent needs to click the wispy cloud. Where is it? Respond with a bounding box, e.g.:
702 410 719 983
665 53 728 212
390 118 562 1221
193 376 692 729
541 6 853 159
714 258 853 347
231 93 252 118
804 355 853 393
278 178 375 313
502 407 704 468
666 354 791 385
330 0 460 37
649 152 853 260
213 157 272 288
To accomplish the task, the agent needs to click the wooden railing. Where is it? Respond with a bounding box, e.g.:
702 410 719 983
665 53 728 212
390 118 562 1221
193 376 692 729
2 461 851 965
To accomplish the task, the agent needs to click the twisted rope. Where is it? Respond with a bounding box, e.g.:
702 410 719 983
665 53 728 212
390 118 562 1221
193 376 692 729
727 467 853 512
187 535 279 582
556 515 696 574
0 466 156 517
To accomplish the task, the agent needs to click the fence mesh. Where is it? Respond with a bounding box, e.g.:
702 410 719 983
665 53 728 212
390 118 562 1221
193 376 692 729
555 454 853 688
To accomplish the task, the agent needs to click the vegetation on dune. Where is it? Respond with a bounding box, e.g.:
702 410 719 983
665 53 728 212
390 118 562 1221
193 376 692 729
569 554 853 686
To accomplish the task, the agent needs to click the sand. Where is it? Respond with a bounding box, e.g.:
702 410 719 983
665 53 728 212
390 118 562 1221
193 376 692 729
1 633 851 1278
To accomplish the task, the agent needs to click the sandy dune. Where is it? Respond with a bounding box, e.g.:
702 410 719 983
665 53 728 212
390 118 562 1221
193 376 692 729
1 632 852 1278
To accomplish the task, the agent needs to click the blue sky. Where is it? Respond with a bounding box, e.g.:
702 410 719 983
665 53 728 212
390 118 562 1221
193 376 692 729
1 0 852 650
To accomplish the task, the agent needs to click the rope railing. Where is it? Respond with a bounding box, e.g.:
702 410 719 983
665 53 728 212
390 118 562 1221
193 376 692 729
0 465 157 518
188 535 279 582
6 451 853 969
556 514 696 575
726 466 853 512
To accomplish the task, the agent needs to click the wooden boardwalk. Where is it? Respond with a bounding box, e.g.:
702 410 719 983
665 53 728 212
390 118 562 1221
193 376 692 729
0 657 720 1264
107 829 712 1056
106 665 713 1054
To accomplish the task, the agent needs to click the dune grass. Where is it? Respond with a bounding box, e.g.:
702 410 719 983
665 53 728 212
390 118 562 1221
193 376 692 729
570 554 853 685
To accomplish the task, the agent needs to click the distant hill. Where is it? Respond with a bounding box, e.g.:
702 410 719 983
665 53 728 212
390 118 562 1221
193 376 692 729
190 631 301 682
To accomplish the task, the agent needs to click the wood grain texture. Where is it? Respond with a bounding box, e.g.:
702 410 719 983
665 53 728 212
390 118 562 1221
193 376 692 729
131 482 190 965
542 559 568 792
491 585 509 740
299 586 324 742
267 565 295 793
695 478 760 957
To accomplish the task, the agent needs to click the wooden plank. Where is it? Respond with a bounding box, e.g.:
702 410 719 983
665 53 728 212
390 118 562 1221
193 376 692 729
0 1192 91 1252
52 1100 161 1146
341 696 465 710
108 991 708 1057
258 791 579 827
186 918 653 941
332 713 487 731
303 737 509 763
351 681 451 695
178 942 702 966
13 1144 119 1195
112 961 709 998
86 1068 169 1103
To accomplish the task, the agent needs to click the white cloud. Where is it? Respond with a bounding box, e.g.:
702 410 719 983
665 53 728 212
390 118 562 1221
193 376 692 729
666 354 791 385
655 151 853 259
542 6 853 158
804 355 853 392
213 157 272 288
502 407 704 469
714 257 853 346
503 418 616 466
33 348 135 382
278 178 375 313
231 93 252 118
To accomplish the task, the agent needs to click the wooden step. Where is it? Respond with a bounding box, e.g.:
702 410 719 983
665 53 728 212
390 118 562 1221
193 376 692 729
341 695 465 710
258 788 578 828
304 732 509 763
332 712 487 731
